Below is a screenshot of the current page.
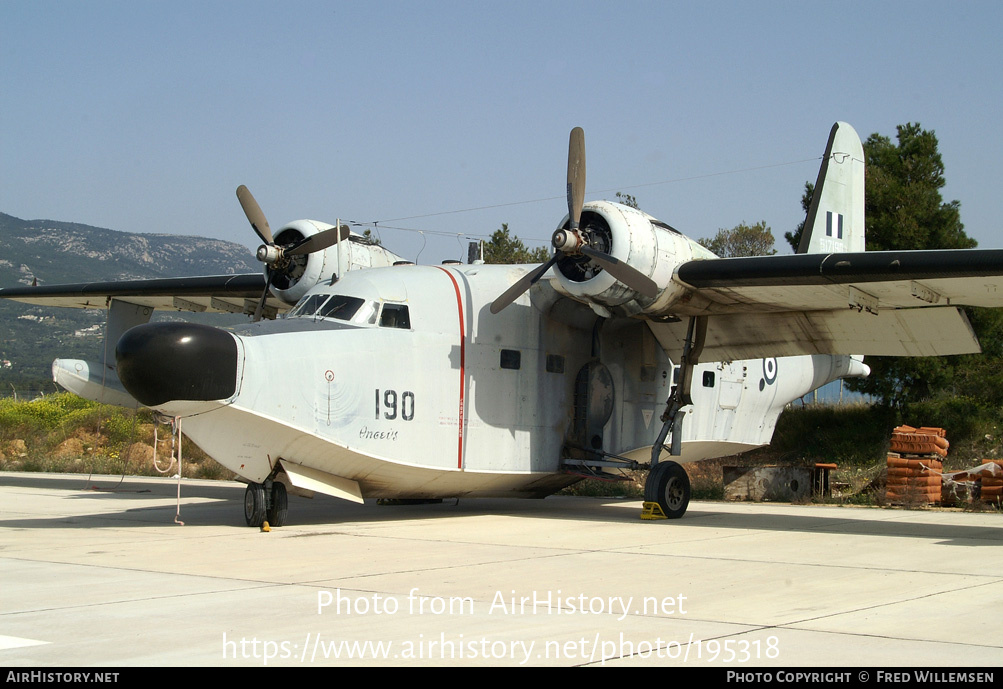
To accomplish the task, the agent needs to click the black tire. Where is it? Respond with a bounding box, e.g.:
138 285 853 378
267 481 288 527
244 483 267 527
645 461 690 519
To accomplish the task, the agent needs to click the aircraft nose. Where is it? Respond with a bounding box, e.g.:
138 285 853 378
116 322 239 407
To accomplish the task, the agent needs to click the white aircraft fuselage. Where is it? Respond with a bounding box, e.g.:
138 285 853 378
10 122 1001 523
136 262 861 500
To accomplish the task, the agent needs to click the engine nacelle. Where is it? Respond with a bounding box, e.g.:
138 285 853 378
550 201 712 314
266 220 406 304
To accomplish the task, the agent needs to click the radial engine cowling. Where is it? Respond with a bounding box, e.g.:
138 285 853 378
262 219 338 305
550 201 707 313
262 220 408 305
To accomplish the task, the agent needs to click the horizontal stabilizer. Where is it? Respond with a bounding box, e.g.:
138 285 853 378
52 359 139 408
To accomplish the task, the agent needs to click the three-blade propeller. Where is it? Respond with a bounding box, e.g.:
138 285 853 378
490 128 657 314
236 185 350 321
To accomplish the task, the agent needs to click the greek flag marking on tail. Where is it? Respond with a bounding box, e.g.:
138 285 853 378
825 211 844 239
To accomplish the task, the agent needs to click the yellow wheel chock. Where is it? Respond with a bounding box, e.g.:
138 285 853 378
640 501 667 520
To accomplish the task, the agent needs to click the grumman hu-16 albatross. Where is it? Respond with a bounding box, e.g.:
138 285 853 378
4 123 1003 526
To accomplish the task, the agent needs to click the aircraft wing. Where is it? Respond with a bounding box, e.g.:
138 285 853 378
0 274 289 317
647 248 1003 361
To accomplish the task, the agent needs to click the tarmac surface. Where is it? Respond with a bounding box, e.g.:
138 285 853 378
1 471 1001 667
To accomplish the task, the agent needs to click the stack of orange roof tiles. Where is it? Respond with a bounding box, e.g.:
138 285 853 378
979 459 1003 504
886 425 947 505
942 459 1003 505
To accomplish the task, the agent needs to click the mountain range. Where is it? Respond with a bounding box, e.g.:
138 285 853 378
0 212 260 395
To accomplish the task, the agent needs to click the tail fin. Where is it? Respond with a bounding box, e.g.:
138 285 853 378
797 122 865 254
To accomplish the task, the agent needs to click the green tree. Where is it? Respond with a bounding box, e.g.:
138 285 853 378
864 123 974 252
615 192 640 210
699 221 776 257
783 182 814 252
482 224 550 264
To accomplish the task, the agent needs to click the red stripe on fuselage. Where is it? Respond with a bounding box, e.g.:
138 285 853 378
434 267 466 469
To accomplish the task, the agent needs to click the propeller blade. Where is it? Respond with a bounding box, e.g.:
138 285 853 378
567 127 586 230
489 255 559 314
236 185 273 245
580 246 658 298
252 270 275 322
286 225 351 256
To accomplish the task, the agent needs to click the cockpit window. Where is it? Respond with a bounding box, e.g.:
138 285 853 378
379 303 411 329
288 294 328 317
318 295 364 321
354 300 379 324
288 293 379 324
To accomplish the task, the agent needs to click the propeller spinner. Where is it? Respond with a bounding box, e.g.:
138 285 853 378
236 185 350 321
489 128 657 314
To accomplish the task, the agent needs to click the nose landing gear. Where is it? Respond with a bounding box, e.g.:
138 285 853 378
244 479 288 528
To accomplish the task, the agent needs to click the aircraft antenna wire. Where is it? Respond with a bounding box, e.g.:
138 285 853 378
83 401 143 494
369 156 822 225
415 231 426 264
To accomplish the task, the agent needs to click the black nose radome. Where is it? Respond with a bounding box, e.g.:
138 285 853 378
116 323 238 407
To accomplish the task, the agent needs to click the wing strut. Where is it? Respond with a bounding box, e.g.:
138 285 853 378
651 316 707 463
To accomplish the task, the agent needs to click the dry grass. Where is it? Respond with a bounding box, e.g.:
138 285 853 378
0 393 234 480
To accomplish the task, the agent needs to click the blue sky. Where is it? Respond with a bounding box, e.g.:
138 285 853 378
2 1 1001 265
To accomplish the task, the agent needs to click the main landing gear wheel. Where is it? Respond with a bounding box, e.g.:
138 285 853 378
244 483 267 527
645 461 691 519
267 481 288 527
